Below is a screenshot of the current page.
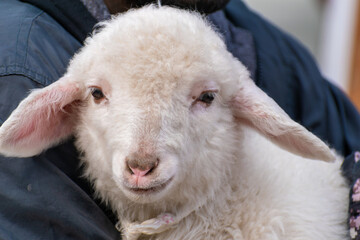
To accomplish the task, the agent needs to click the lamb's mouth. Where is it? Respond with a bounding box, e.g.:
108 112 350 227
127 177 173 194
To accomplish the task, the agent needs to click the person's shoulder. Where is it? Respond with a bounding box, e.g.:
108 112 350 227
208 10 257 80
0 0 81 86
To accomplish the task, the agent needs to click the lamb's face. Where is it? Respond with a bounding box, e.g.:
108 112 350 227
73 40 239 204
75 69 237 204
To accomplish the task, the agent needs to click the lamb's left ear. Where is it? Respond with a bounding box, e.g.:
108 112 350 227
0 77 84 158
231 77 335 162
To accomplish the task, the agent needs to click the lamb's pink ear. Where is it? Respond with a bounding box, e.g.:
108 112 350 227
231 78 335 162
0 77 84 158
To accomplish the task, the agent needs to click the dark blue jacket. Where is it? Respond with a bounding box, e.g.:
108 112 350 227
0 0 359 239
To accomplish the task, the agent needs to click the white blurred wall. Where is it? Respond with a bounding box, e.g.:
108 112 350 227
318 0 358 91
243 0 358 92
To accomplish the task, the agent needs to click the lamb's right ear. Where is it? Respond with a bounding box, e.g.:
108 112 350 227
231 77 335 162
0 77 84 158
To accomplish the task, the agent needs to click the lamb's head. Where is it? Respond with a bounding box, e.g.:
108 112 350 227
68 6 247 206
0 6 334 213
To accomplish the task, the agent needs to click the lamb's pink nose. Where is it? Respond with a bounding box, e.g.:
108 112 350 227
126 153 159 177
129 166 152 177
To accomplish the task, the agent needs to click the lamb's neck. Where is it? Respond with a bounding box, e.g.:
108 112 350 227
117 182 240 240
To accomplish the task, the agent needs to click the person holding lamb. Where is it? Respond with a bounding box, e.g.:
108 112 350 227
0 0 359 239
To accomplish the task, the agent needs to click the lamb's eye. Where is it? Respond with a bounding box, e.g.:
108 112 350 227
91 88 105 100
198 91 216 105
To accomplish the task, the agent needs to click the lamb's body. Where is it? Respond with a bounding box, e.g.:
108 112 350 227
0 6 349 240
96 127 348 240
234 128 348 240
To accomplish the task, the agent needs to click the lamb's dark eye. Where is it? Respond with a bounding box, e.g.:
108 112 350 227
91 88 105 100
198 91 216 105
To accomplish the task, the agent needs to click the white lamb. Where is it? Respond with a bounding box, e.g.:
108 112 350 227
0 6 349 240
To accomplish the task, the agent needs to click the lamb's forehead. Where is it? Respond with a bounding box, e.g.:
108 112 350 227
91 5 226 56
68 6 234 98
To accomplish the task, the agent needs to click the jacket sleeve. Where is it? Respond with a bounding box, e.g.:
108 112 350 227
0 75 120 240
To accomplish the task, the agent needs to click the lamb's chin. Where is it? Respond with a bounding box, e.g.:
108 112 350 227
119 177 175 204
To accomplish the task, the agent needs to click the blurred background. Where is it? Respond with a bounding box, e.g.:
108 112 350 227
243 0 360 110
